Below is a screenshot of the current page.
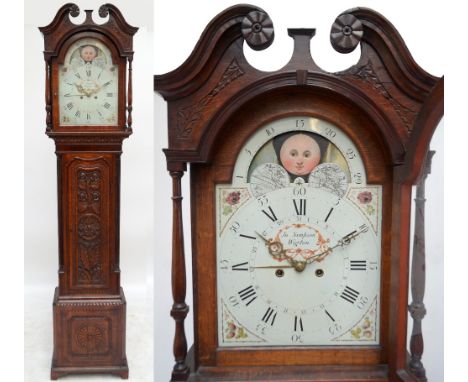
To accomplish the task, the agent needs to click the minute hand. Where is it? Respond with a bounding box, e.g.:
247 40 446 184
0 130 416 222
307 225 368 264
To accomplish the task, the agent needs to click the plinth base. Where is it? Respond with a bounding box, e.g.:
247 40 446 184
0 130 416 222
51 287 128 379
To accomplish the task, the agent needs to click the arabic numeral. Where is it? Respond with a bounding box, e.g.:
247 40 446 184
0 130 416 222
357 296 369 310
295 119 305 128
256 324 267 335
325 127 336 138
353 172 363 184
265 127 275 136
228 295 239 307
229 221 240 233
369 261 378 271
293 186 307 196
220 260 229 270
329 322 342 335
346 148 356 159
257 195 269 206
244 148 252 156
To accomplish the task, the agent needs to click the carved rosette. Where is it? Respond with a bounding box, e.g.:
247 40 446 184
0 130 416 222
77 169 103 285
330 13 363 54
241 10 274 51
72 321 109 355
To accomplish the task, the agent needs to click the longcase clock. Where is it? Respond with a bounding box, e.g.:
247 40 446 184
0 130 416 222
40 4 137 379
155 5 443 382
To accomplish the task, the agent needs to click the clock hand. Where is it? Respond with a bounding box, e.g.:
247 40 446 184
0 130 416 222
306 225 369 264
251 261 307 272
255 231 286 260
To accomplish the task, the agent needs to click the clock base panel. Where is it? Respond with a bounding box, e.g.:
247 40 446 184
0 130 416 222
178 346 393 382
51 287 128 379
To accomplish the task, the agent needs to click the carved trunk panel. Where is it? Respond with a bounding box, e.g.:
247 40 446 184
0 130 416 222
59 154 119 295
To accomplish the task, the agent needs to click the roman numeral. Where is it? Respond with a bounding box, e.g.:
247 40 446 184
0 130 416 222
293 199 306 215
239 234 256 240
350 260 367 271
324 208 334 222
104 102 111 109
294 316 304 332
325 310 335 322
261 307 277 326
74 73 81 79
238 285 257 306
103 81 112 87
261 206 277 222
232 262 249 271
86 113 91 120
340 286 360 304
86 69 91 77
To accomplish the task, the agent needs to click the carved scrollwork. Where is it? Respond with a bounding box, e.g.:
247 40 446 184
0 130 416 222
177 59 245 138
98 3 110 18
338 60 417 133
330 13 363 54
68 3 80 18
241 10 274 51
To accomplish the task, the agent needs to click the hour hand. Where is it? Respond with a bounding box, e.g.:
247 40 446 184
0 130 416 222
255 231 285 260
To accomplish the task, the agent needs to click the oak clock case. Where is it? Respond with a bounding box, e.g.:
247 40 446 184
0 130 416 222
40 4 137 379
154 5 443 382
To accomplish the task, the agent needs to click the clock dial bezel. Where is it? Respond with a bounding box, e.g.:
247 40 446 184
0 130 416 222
216 117 382 347
58 37 119 127
51 31 126 131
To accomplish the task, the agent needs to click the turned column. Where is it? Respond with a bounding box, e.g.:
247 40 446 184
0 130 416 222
408 150 435 381
127 57 133 129
168 162 190 380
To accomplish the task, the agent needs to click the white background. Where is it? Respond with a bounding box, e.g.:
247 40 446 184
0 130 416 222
154 1 444 382
24 0 154 381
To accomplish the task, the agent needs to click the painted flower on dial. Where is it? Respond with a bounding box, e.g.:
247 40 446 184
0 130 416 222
225 320 248 340
226 191 241 205
358 191 373 204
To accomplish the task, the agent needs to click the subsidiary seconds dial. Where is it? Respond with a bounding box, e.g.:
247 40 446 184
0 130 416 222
218 186 380 346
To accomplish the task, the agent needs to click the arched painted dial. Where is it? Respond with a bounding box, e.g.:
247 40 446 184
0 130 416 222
58 38 118 126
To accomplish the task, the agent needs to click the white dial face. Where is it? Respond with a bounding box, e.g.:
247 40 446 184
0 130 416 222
58 38 118 126
216 117 381 347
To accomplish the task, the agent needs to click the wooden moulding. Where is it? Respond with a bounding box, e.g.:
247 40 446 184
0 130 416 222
155 5 443 382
